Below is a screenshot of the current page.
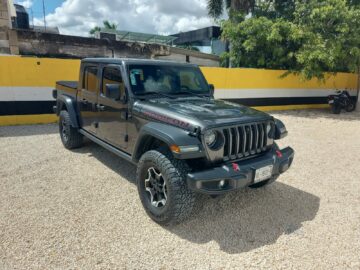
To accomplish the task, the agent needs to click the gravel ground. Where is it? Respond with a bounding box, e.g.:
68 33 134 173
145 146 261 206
1 110 360 270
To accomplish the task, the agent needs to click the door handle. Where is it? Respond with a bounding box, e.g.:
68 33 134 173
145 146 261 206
96 104 106 111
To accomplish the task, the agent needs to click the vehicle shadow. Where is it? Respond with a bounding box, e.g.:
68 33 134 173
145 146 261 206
73 139 137 184
74 141 320 255
170 183 319 254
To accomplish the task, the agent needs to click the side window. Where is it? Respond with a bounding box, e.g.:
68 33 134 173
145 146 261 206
102 67 124 98
83 66 98 92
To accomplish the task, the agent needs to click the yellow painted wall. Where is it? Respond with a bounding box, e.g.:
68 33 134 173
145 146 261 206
201 67 358 90
0 56 357 89
0 56 80 87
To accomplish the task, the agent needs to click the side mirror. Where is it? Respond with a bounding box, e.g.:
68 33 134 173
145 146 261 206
105 84 121 100
209 84 215 97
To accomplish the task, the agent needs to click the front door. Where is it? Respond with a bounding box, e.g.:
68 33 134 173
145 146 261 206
97 65 128 150
79 65 99 135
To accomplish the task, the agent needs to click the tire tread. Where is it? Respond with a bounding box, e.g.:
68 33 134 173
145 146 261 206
136 149 195 225
59 110 83 149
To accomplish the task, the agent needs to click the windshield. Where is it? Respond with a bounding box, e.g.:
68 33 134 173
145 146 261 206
128 64 210 95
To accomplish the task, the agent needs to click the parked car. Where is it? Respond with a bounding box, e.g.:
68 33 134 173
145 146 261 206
53 58 294 225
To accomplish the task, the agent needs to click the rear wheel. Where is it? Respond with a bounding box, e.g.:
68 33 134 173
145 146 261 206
59 110 83 149
345 101 355 112
136 149 195 225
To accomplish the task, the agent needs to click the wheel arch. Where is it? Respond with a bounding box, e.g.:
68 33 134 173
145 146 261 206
56 94 80 128
132 122 203 163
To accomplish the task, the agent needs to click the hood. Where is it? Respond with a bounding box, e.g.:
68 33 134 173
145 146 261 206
133 97 272 130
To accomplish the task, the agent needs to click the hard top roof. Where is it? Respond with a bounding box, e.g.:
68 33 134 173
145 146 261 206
82 58 198 67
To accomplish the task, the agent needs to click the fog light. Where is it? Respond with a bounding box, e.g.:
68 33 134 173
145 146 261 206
219 180 225 188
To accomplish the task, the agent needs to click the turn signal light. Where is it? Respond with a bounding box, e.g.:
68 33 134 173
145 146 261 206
170 145 181 153
171 145 200 153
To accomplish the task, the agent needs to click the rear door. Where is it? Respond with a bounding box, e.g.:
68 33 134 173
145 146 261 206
97 65 128 150
79 65 100 134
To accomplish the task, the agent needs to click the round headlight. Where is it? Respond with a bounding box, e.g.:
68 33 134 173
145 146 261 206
204 130 217 146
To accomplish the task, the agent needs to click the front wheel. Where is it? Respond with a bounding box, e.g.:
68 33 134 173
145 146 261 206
136 150 195 225
331 104 341 114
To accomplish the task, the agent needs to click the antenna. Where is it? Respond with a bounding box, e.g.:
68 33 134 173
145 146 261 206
42 0 46 32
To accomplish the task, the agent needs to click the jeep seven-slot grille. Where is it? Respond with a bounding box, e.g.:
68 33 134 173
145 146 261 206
222 122 272 161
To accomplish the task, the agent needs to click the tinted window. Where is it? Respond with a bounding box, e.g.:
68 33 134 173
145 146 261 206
128 64 209 95
84 66 98 92
102 67 125 98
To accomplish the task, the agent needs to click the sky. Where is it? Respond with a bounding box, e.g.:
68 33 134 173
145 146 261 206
14 0 217 36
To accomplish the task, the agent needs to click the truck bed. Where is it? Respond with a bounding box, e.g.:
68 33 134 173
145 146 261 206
57 81 78 89
56 81 78 97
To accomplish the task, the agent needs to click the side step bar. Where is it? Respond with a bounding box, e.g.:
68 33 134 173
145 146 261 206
79 129 136 164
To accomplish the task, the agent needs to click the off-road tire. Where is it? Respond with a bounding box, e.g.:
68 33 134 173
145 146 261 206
136 150 195 225
59 110 83 149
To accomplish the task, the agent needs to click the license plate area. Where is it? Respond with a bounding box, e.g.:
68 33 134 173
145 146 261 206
254 165 273 183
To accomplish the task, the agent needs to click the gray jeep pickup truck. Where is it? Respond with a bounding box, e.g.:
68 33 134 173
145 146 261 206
53 58 294 225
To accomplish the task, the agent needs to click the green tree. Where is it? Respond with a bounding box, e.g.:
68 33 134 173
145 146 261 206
221 0 360 80
207 0 255 19
253 0 295 20
89 20 118 36
294 0 360 79
221 16 304 70
103 20 117 30
89 26 101 36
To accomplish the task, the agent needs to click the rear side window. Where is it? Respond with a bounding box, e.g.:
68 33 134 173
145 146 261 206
83 66 98 92
102 67 125 98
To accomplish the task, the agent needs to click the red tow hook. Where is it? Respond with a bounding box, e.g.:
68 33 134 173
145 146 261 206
276 150 283 158
232 163 240 172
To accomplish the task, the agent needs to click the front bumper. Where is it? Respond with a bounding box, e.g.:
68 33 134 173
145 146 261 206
186 146 294 195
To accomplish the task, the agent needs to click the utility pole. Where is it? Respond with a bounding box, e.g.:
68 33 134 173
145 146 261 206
356 65 360 112
30 8 34 28
42 0 46 32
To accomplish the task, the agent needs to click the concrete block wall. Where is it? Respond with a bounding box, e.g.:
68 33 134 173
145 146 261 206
0 0 10 54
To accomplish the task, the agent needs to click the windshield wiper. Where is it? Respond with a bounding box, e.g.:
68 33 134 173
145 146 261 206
136 91 176 99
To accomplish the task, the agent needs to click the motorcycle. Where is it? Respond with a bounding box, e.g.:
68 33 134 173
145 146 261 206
327 90 356 114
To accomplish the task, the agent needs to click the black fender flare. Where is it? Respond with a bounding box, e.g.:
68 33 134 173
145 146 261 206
56 95 80 128
132 122 204 162
274 119 288 140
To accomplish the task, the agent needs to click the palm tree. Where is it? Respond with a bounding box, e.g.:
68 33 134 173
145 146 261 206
103 20 117 30
89 20 118 36
207 0 255 19
89 26 101 35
